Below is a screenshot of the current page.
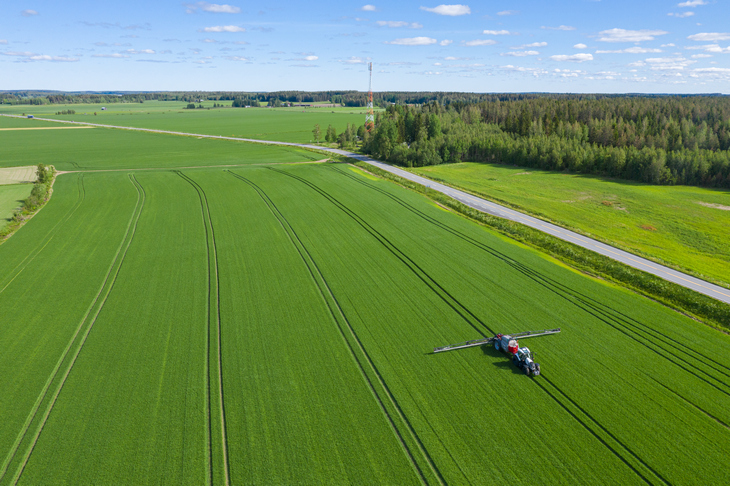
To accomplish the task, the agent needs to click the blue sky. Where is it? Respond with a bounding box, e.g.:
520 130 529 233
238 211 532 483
1 1 729 93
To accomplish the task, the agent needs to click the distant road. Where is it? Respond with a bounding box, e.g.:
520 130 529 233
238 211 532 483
4 113 730 305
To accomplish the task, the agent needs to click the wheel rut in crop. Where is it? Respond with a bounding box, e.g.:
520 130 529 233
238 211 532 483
176 171 230 486
267 166 493 339
227 170 444 486
0 173 86 296
332 165 730 406
0 174 145 486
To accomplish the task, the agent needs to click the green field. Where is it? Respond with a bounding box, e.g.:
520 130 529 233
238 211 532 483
1 112 729 484
412 162 730 288
0 185 32 229
0 101 370 143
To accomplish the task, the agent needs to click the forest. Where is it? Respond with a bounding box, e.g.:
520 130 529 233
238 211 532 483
360 96 730 188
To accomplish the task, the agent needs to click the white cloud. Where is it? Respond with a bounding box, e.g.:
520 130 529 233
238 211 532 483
0 39 7 45
661 43 676 47
341 56 369 63
21 9 38 16
376 21 423 28
464 39 497 46
501 65 548 76
420 5 471 16
550 53 594 62
303 55 318 61
502 50 539 57
92 53 130 58
645 57 696 70
692 44 730 53
541 25 575 31
201 25 245 32
497 10 518 16
483 30 511 35
361 4 377 11
125 49 156 54
386 37 437 45
2 51 36 56
598 28 668 42
226 56 249 61
668 12 694 17
691 53 712 58
574 43 587 49
596 47 663 54
440 39 453 46
28 55 79 62
678 0 707 6
186 2 241 14
513 42 547 48
688 32 730 41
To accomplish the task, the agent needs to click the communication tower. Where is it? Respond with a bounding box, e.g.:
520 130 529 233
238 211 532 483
365 62 374 132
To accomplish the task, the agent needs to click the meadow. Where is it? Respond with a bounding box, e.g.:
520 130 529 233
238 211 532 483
0 101 369 143
0 112 729 484
412 162 730 288
0 185 31 229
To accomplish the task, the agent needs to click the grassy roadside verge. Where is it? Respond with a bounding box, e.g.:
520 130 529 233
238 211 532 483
350 159 730 331
0 165 57 244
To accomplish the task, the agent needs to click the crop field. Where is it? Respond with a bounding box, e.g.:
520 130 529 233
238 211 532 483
1 122 729 485
0 101 369 143
0 185 31 229
412 162 730 289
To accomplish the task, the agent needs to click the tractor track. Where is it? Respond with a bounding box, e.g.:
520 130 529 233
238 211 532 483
0 173 86 296
175 171 230 486
0 174 145 486
331 166 730 396
227 170 445 486
267 166 493 339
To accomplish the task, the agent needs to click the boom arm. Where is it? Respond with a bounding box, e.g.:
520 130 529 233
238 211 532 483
433 328 560 353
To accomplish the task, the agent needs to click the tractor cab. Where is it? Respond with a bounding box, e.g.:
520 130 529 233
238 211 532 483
517 347 533 363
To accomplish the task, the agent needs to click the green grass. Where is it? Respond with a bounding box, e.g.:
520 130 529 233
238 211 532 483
411 162 730 288
1 117 729 484
0 123 323 171
0 100 371 143
0 185 31 229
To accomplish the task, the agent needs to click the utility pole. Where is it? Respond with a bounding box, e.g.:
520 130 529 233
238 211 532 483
365 62 374 132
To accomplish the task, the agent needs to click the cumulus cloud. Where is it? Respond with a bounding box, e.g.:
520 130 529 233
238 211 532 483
30 55 79 62
186 2 241 14
200 25 245 32
440 39 453 46
574 43 587 49
541 25 575 31
341 56 369 63
361 4 377 11
92 53 130 58
688 32 730 41
497 10 518 16
0 39 7 45
464 39 497 46
668 12 694 17
483 30 511 35
596 47 663 54
501 65 548 76
550 53 594 62
21 9 38 16
420 5 471 16
687 44 730 53
376 21 423 28
691 53 712 58
125 49 156 54
597 28 668 42
678 0 707 6
386 36 437 45
645 57 695 70
513 42 547 49
501 50 539 57
225 56 249 61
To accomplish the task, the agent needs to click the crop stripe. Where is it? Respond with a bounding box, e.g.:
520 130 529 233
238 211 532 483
1 174 145 485
176 171 230 486
227 170 445 486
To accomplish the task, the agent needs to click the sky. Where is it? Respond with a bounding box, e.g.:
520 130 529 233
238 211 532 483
1 1 729 93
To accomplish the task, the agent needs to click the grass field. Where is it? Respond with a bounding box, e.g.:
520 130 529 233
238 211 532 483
0 167 36 185
0 126 729 485
0 101 370 143
0 185 32 229
411 162 730 288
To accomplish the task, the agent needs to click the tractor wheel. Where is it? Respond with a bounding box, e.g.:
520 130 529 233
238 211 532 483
535 363 541 375
524 365 531 376
494 340 501 351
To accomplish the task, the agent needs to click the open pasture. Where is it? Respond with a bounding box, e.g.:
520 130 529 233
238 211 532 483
0 101 368 143
413 162 730 289
0 142 728 484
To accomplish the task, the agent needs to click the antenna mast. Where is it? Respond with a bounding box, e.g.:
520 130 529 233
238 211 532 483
365 62 374 132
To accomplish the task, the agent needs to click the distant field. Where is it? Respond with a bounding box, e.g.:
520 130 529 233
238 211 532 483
0 120 322 171
0 166 36 185
0 100 372 143
0 184 31 229
411 162 730 288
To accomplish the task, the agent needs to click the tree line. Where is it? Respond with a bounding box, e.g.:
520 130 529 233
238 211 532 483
361 98 730 188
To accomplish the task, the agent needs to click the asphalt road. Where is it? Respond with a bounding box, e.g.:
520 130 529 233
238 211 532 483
5 114 730 305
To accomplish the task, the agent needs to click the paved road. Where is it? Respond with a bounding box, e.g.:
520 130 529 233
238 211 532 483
5 113 730 305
